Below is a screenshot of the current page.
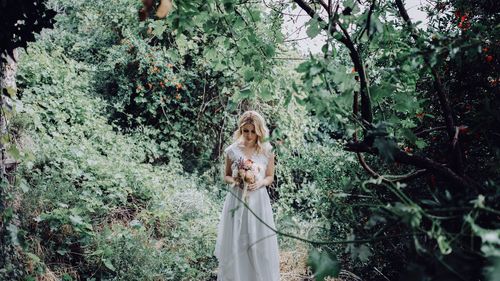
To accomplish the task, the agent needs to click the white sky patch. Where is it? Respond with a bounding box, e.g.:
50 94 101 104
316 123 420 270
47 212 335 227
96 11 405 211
282 0 429 55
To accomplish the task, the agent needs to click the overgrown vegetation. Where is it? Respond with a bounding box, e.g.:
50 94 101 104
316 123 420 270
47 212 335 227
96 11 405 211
0 0 498 280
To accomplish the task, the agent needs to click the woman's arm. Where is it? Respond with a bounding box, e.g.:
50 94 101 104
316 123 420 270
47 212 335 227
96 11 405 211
248 153 275 191
224 156 237 185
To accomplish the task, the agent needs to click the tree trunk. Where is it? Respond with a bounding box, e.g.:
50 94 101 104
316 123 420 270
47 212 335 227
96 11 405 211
0 49 22 280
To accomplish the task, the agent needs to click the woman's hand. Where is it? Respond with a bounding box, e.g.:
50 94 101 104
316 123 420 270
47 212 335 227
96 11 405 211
247 180 264 191
225 175 238 187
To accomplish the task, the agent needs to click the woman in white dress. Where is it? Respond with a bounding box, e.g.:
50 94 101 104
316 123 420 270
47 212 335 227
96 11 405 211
215 110 281 281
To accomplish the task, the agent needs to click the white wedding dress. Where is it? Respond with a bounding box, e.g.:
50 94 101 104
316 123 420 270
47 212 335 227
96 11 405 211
215 142 281 281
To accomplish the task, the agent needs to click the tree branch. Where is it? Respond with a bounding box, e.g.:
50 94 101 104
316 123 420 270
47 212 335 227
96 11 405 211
364 0 376 39
344 142 475 189
316 0 329 12
394 0 464 175
335 20 373 126
293 0 321 19
293 0 373 126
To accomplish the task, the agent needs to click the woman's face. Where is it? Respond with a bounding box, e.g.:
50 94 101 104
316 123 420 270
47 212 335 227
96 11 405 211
241 123 257 143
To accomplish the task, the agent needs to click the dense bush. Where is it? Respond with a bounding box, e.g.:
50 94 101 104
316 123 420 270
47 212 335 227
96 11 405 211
11 41 221 280
37 0 284 173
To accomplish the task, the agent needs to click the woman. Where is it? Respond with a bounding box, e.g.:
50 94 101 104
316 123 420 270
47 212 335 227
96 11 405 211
215 110 281 281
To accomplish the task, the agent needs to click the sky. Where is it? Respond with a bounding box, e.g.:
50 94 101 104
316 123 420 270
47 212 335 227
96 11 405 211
282 0 429 54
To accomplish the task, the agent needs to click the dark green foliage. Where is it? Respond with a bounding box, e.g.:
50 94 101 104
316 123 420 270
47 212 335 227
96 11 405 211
0 0 56 61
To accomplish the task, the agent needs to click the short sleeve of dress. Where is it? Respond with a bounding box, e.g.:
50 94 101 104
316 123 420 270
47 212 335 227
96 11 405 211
263 142 273 162
223 144 235 162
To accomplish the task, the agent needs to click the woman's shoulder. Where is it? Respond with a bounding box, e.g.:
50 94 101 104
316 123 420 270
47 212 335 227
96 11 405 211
260 142 274 158
224 142 238 160
262 142 273 152
224 141 238 152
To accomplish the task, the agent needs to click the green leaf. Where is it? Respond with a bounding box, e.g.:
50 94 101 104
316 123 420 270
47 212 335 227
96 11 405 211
69 215 84 226
370 84 394 101
243 68 255 82
306 18 322 39
389 202 422 228
401 128 417 144
7 223 20 246
259 87 273 101
309 65 322 76
204 48 217 61
233 87 252 102
466 215 500 257
103 259 116 271
373 136 399 162
7 145 21 160
394 94 417 113
19 178 30 193
26 253 41 264
5 87 17 98
415 138 427 149
3 207 14 221
295 95 306 106
350 244 372 262
296 61 311 73
249 9 262 21
437 235 452 255
321 44 328 54
307 248 341 281
150 20 168 39
284 90 292 107
57 248 70 256
175 34 192 56
129 219 143 229
0 134 10 145
264 45 275 57
367 122 391 137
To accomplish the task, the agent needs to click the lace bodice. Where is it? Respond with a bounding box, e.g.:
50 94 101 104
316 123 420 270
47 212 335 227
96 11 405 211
224 141 272 182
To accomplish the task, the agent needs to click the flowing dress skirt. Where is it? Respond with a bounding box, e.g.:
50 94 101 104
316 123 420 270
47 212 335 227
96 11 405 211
215 185 280 281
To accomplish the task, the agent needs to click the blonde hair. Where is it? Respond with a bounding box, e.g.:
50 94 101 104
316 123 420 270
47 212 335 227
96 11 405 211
232 111 272 156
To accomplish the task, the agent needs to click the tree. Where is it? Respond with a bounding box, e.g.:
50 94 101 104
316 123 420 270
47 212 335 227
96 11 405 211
0 1 55 278
270 0 498 279
140 1 498 279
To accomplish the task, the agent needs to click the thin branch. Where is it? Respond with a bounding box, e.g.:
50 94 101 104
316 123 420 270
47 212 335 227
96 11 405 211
272 56 310 60
262 0 309 17
414 126 446 137
293 0 322 19
317 0 329 12
223 186 424 245
283 36 311 42
364 0 376 39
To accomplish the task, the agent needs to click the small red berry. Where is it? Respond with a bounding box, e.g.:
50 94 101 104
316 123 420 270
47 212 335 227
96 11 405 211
430 175 436 187
486 55 493 63
458 125 469 134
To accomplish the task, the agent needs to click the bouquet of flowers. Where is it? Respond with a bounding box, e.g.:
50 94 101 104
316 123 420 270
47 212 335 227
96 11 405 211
234 158 258 202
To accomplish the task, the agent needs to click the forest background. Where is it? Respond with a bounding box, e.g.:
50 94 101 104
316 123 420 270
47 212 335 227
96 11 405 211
0 0 498 280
